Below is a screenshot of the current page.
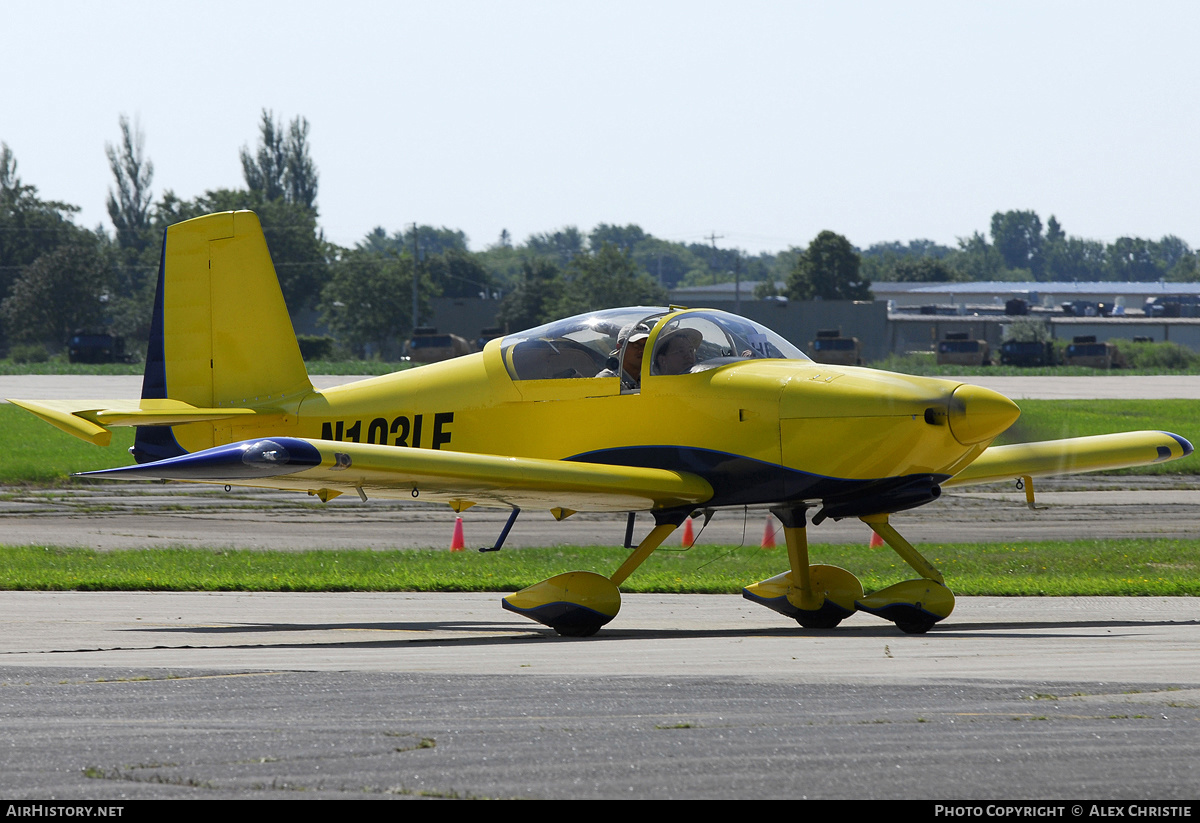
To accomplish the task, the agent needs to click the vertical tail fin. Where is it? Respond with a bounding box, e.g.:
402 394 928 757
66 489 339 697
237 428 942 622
134 211 313 462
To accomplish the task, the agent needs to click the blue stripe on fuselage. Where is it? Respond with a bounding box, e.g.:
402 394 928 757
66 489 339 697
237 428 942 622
566 445 949 508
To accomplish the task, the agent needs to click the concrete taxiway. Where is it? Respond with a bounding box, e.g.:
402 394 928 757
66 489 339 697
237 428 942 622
2 592 1199 800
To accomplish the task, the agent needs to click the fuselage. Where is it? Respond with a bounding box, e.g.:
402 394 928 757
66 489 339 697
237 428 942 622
182 307 1019 511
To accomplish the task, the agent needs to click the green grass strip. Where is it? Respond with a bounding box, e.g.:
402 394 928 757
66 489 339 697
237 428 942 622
3 539 1197 596
0 405 137 484
996 399 1200 475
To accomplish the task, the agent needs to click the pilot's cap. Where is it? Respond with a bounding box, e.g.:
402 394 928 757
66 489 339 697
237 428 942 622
611 322 651 355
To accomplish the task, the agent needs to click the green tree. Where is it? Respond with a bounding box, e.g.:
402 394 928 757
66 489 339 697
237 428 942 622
318 247 427 358
1152 235 1193 278
357 225 469 259
1 239 110 347
861 239 957 282
0 143 89 302
495 258 564 330
687 241 740 285
753 279 780 299
1045 215 1065 245
476 242 525 294
891 257 962 282
582 224 711 289
0 144 14 191
1045 236 1107 282
632 237 708 289
404 225 469 257
0 143 104 350
1106 236 1161 282
284 116 318 211
240 109 319 211
423 248 494 299
990 210 1044 279
951 231 1004 281
240 110 287 203
105 115 154 253
589 223 646 253
1003 316 1051 343
101 118 159 346
786 231 871 301
1166 253 1198 282
526 227 585 268
349 225 482 300
554 242 667 317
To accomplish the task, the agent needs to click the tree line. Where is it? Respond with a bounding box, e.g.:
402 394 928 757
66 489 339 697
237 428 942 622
859 211 1197 285
2 113 1196 359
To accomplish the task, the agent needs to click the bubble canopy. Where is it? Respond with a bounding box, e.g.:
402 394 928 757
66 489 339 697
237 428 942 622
500 307 810 382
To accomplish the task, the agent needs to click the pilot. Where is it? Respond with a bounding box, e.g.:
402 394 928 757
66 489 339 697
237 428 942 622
653 327 702 375
597 322 650 390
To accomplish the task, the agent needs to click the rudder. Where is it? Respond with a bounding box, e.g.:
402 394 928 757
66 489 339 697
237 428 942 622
134 211 312 461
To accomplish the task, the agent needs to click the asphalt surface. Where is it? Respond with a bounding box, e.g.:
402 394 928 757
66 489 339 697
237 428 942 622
2 593 1199 800
1 374 1198 800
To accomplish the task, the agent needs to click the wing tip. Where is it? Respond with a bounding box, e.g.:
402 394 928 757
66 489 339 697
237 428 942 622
1162 431 1193 459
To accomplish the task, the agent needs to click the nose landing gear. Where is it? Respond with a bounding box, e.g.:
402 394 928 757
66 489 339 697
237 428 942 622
743 506 955 634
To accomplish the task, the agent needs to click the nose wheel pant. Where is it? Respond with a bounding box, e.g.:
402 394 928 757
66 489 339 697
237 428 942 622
742 506 954 634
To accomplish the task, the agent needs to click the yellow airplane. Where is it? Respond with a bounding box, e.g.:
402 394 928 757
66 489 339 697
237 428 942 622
10 211 1193 636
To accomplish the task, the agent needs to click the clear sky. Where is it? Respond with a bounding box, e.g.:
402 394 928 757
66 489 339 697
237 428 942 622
4 0 1198 255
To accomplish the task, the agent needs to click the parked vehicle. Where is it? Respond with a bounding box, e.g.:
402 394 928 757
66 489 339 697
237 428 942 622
936 333 990 366
405 327 473 363
808 329 861 366
67 332 129 364
998 340 1056 367
1064 336 1121 369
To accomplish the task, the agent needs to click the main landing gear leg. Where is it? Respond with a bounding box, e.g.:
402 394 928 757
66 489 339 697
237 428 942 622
742 506 864 629
857 513 955 634
501 511 684 637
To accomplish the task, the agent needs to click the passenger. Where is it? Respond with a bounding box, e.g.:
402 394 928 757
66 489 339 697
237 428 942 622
653 327 702 375
596 322 650 390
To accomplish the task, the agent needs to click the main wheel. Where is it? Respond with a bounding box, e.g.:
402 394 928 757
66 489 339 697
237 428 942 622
895 616 937 635
553 622 602 638
792 590 855 629
795 612 842 630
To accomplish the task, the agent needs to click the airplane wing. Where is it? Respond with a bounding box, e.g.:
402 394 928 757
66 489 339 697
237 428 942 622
76 436 715 514
943 430 1192 488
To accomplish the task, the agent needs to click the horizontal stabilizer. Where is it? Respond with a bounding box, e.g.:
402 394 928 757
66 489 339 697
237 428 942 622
944 430 1193 488
77 436 715 514
8 398 271 447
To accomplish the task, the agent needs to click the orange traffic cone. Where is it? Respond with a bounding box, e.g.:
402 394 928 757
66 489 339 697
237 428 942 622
868 529 884 548
682 517 695 548
450 517 465 551
761 514 776 549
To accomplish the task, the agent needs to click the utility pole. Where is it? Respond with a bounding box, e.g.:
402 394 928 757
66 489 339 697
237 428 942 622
706 231 723 285
734 254 742 314
411 222 419 335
